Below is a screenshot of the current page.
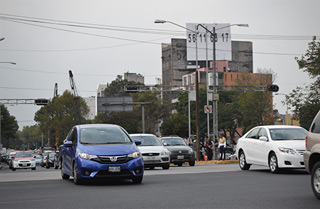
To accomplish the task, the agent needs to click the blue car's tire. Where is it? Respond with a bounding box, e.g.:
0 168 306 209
73 162 82 185
132 175 143 184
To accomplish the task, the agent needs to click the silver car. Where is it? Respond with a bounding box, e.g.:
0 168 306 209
130 134 171 169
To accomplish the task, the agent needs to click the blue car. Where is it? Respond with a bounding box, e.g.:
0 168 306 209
60 124 144 185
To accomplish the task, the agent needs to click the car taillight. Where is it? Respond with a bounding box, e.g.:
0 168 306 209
306 135 308 149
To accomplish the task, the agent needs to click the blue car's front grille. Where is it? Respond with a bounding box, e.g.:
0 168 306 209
92 155 130 164
95 169 133 177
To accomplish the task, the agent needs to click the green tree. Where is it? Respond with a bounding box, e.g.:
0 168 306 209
0 104 19 148
287 37 320 129
96 76 169 135
34 91 89 147
18 125 42 149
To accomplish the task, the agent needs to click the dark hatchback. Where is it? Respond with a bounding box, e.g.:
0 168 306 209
161 136 195 166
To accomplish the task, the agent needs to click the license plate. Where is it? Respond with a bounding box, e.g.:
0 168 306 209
144 156 155 161
108 166 121 172
177 155 184 160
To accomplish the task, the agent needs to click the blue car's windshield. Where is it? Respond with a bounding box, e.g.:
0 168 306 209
80 127 132 144
131 135 162 146
269 128 307 140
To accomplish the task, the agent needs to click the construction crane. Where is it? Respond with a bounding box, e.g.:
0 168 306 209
68 70 82 124
53 83 58 97
69 70 79 97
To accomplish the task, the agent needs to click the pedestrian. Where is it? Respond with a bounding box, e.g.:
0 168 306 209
200 142 205 161
205 135 213 161
218 134 226 160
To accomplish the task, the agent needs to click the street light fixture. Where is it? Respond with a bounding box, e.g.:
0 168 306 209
0 62 16 65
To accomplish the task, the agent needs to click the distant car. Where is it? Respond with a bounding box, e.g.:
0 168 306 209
60 124 144 185
304 109 320 199
130 134 171 169
54 151 60 169
33 154 42 166
161 136 195 166
8 151 16 169
46 153 56 168
40 152 50 167
236 125 307 173
12 151 36 171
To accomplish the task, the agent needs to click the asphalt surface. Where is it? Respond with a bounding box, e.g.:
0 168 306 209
0 163 319 209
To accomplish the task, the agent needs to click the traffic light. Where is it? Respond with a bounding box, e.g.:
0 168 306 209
35 98 49 105
267 84 279 92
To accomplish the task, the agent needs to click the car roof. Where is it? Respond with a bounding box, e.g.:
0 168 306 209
130 133 157 136
77 124 121 129
16 151 32 153
254 125 305 129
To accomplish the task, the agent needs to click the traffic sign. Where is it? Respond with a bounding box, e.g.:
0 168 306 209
204 105 212 114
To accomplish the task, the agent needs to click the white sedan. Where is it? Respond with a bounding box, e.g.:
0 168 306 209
130 134 171 169
236 125 307 173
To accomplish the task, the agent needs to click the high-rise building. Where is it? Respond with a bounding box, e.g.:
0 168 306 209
161 38 253 104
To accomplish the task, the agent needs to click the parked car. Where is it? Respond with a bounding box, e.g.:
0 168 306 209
46 152 56 168
161 136 195 166
33 154 42 166
236 125 307 173
304 109 320 199
8 151 16 169
60 124 144 185
130 134 171 169
12 151 36 171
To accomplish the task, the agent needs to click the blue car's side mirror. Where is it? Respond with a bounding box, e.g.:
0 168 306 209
64 141 73 147
134 140 141 146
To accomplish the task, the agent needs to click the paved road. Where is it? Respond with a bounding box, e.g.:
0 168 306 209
0 164 318 209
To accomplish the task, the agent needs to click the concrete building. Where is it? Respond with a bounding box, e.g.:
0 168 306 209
124 72 144 84
161 38 253 105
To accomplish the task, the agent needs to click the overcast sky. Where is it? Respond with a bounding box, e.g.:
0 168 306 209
0 0 319 130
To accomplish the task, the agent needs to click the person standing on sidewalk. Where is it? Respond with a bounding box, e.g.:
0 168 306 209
218 134 226 160
205 135 213 161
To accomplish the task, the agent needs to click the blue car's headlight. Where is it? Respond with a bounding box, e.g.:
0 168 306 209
128 152 141 159
78 153 98 160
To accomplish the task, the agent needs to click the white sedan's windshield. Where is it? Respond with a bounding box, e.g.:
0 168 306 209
131 135 162 146
269 128 307 140
80 127 132 144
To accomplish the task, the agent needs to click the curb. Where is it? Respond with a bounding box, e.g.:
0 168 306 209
171 160 239 166
196 160 239 165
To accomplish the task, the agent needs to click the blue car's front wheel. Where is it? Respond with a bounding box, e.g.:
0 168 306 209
132 175 143 184
73 162 83 185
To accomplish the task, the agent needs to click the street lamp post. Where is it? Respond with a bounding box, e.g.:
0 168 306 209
155 20 202 160
195 24 248 152
275 93 289 125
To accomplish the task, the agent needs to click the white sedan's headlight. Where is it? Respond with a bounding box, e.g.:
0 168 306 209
278 147 297 155
128 152 141 158
78 153 98 160
161 150 170 156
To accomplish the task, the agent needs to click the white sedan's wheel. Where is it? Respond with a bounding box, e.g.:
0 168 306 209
239 151 250 170
269 153 279 174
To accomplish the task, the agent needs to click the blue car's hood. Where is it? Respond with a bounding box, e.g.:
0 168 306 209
78 143 138 156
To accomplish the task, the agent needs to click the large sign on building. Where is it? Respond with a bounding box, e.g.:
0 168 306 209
186 23 232 61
